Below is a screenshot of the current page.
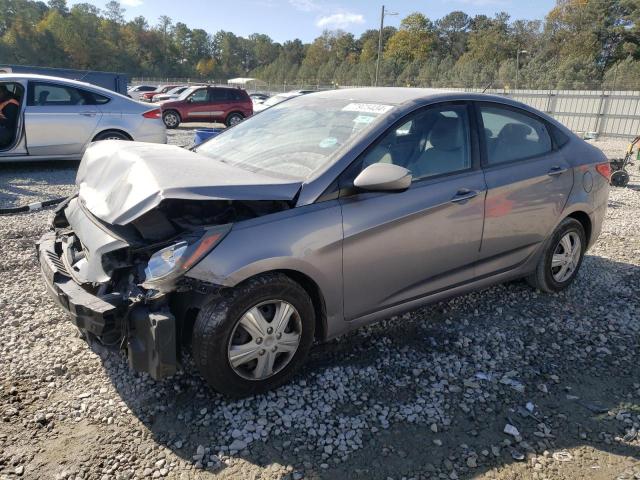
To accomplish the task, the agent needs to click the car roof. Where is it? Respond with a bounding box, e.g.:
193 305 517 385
0 73 119 97
306 87 512 106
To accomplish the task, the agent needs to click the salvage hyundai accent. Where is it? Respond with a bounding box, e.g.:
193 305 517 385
37 88 610 397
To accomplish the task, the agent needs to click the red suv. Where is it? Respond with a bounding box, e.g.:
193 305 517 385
160 86 253 128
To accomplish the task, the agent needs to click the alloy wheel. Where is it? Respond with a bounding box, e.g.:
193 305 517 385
227 300 302 380
164 113 179 127
551 231 582 283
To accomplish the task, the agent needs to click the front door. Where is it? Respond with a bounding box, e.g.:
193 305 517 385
476 102 574 275
340 103 486 320
0 81 27 156
25 81 102 156
184 87 213 122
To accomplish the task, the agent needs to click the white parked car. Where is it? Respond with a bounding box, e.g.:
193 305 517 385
252 90 313 113
0 74 166 162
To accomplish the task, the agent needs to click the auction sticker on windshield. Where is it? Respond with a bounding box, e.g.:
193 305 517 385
342 103 394 114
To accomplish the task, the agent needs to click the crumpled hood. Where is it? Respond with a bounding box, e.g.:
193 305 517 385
76 141 302 225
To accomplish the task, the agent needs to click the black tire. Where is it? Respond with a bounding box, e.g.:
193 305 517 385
527 218 586 293
92 130 131 141
192 273 315 397
225 112 244 127
611 170 630 188
162 110 181 129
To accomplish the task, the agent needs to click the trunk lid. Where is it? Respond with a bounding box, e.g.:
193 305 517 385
76 141 302 225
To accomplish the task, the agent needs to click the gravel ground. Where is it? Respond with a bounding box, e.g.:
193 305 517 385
0 136 639 480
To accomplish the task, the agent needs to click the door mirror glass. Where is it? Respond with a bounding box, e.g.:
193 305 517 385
354 163 412 192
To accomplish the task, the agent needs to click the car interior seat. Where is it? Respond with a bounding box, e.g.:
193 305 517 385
37 91 50 106
493 123 533 163
409 115 466 179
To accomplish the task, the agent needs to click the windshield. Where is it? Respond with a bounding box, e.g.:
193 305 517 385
167 86 185 95
195 95 394 180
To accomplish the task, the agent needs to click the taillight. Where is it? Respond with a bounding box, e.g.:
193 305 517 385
595 162 611 180
143 109 161 119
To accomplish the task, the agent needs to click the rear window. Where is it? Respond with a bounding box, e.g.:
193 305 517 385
28 82 110 106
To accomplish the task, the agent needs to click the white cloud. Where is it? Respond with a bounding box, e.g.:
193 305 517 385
289 0 320 12
121 0 143 6
316 12 365 29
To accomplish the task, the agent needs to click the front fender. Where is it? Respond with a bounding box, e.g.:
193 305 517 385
185 201 344 336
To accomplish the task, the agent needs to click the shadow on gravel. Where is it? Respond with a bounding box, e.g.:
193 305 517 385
92 254 640 479
0 160 77 208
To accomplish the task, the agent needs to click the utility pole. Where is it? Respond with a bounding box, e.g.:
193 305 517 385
375 5 397 87
515 50 527 91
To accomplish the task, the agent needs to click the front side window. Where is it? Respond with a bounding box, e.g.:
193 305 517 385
480 104 552 165
359 104 472 181
188 88 208 103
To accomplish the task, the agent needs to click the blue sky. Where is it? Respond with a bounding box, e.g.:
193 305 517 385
69 0 558 42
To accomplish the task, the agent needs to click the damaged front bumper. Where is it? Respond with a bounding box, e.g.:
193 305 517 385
37 231 178 380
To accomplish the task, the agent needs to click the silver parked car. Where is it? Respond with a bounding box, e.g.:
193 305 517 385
37 88 610 396
126 84 157 101
0 74 166 162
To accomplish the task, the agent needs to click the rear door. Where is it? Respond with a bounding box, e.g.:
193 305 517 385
476 102 573 275
209 88 231 123
340 102 486 320
25 81 103 156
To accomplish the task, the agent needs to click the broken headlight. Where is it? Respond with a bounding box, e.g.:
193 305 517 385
142 225 231 289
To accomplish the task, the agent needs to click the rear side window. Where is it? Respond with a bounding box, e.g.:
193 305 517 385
479 104 552 165
209 89 230 101
84 91 110 105
28 82 111 106
28 82 88 106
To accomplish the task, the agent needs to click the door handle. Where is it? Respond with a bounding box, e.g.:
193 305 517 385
548 166 568 176
80 112 98 117
450 189 478 203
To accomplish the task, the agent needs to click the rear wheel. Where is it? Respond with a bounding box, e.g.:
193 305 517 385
225 112 244 127
192 273 315 397
93 130 131 141
162 110 181 129
527 218 586 293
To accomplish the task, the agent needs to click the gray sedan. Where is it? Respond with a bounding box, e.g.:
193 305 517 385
37 88 610 396
0 74 166 162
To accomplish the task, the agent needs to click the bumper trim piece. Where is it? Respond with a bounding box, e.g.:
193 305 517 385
38 231 122 337
37 231 177 380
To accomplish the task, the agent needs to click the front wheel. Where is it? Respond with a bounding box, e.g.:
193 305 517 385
162 110 181 129
527 218 586 293
225 112 244 127
192 273 315 397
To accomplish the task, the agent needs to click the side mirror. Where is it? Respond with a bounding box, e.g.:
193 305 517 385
353 163 412 192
